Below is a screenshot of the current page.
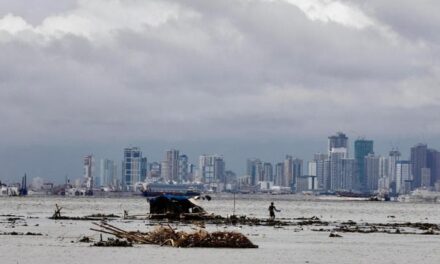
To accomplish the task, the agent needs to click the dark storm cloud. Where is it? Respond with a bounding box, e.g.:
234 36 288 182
1 0 440 181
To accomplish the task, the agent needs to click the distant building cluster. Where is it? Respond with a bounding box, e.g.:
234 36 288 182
239 132 440 196
8 132 439 196
84 148 227 192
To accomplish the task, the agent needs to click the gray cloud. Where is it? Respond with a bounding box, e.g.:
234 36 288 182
0 0 440 181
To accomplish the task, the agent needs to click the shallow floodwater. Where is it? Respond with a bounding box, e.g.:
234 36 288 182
1 194 440 264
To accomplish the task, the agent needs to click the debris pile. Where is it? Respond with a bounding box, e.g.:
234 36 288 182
91 222 258 248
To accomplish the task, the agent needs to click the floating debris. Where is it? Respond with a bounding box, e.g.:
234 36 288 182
91 222 258 248
93 238 132 247
49 204 120 221
329 232 342 238
0 231 43 236
85 214 120 218
324 221 440 235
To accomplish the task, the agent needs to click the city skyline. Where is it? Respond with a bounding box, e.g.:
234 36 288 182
1 1 440 183
2 133 438 188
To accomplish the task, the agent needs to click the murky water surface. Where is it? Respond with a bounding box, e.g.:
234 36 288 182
1 195 440 264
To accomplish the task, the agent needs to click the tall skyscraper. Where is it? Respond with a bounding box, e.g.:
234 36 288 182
163 149 179 182
421 168 431 188
282 156 303 191
140 157 147 182
274 162 284 186
354 139 374 192
427 149 440 186
365 154 380 192
313 153 328 190
379 156 389 179
283 155 293 188
122 147 142 191
329 149 353 191
199 154 225 184
328 132 348 154
396 160 412 194
411 144 428 189
83 155 94 190
292 158 303 188
100 159 117 187
247 159 263 185
148 162 161 178
263 162 273 182
178 154 189 182
388 150 401 194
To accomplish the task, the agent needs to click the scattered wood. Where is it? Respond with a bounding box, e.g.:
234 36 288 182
0 231 43 236
85 213 120 218
93 238 132 247
49 204 121 220
91 222 258 248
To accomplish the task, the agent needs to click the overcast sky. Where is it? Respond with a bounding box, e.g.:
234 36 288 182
1 0 440 183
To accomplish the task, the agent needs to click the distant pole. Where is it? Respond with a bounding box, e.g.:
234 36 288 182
233 190 236 216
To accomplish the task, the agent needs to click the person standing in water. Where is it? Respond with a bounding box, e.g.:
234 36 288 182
268 202 280 220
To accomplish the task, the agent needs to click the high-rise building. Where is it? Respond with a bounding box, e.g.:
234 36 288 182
178 155 189 182
377 156 389 192
308 161 317 177
100 159 117 187
323 159 331 191
161 160 170 182
263 162 273 182
292 158 303 188
410 143 427 189
247 159 263 185
187 163 196 182
163 149 180 182
329 149 354 191
387 150 401 194
312 153 328 190
379 156 389 178
421 168 431 188
246 159 264 186
354 139 374 192
365 154 380 192
427 149 440 186
274 162 284 186
122 147 142 191
199 154 225 184
282 156 303 189
224 170 237 186
140 157 147 182
83 155 94 190
148 162 161 178
388 150 401 181
328 132 348 154
396 161 412 194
